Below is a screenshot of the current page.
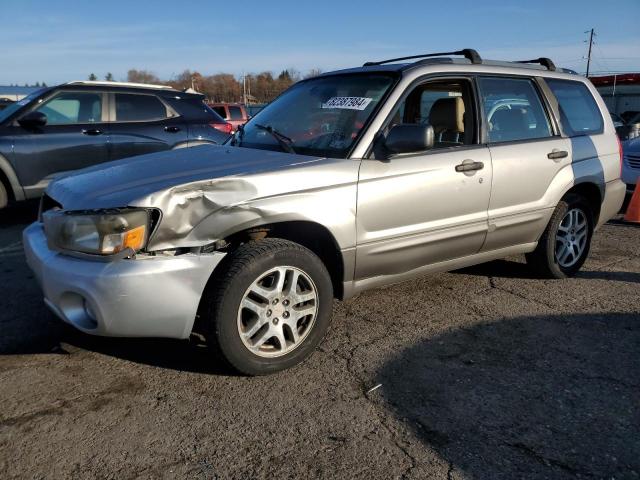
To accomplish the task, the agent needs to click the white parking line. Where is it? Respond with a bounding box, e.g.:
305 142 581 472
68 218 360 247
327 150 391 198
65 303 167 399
0 241 23 258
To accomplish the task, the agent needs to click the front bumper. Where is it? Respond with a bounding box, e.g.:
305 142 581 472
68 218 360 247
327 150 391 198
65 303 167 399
23 223 225 339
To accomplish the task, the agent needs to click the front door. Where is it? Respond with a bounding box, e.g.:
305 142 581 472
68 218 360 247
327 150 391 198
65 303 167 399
356 77 493 281
10 90 109 197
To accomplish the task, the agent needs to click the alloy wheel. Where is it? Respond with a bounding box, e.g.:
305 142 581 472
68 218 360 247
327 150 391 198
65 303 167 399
237 266 318 358
555 208 588 268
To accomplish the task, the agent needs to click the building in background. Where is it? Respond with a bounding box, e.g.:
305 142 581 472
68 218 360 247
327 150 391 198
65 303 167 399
590 73 640 117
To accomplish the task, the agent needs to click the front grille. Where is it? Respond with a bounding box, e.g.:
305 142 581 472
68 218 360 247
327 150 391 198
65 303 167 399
625 153 640 170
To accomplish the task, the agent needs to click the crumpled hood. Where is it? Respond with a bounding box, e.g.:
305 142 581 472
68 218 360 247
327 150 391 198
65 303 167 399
45 143 360 252
46 144 327 210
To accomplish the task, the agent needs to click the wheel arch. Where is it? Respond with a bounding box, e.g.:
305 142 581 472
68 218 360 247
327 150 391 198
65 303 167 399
222 220 346 300
0 153 24 204
563 181 602 225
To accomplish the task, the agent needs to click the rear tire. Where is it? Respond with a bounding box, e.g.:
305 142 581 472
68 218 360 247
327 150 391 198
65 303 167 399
201 238 334 375
526 194 593 279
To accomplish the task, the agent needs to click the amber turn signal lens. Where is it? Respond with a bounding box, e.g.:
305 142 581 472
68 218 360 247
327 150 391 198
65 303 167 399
122 225 147 252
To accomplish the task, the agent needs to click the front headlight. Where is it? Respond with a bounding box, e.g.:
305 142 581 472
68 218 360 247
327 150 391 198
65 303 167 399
43 209 150 255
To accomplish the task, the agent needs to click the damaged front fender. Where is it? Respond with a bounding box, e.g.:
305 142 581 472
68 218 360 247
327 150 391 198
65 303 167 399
138 160 360 252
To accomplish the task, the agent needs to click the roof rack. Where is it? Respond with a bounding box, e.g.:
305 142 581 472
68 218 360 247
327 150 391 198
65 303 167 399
363 48 482 67
514 58 556 71
65 80 175 90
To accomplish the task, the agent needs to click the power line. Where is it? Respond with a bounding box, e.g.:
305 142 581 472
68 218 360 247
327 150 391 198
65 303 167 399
588 38 640 76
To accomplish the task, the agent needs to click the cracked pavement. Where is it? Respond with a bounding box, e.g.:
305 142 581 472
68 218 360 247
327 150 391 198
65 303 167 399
1 202 639 479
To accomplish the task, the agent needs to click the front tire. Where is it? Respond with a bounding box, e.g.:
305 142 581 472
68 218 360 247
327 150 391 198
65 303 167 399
202 238 333 375
0 181 8 209
526 194 594 278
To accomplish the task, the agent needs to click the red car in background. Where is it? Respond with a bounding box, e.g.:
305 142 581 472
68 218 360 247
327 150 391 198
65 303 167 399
208 103 249 133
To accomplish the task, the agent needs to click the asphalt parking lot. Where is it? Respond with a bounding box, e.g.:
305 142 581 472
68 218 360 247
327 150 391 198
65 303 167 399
0 202 638 479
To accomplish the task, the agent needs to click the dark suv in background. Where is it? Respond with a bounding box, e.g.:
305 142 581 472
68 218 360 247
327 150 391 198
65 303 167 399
0 81 230 208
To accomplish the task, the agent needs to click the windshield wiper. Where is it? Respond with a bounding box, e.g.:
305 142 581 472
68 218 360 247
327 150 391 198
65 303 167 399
254 124 296 154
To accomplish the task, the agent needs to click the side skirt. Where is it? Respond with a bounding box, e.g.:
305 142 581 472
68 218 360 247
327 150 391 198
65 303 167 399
342 242 537 300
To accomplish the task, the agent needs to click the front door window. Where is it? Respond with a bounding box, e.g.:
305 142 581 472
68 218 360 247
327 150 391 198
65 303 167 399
34 91 103 125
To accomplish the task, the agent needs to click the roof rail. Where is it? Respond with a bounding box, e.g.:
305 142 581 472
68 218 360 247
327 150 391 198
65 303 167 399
363 48 482 67
65 80 175 90
514 58 556 71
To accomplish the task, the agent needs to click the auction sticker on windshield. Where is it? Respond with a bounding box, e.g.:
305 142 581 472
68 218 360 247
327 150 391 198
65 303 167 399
322 97 373 110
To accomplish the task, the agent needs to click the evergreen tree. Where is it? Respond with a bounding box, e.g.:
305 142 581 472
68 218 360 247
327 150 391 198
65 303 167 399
88 73 97 81
278 70 291 82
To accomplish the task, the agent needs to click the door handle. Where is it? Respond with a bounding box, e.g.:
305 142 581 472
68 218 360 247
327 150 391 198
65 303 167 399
455 160 484 172
547 149 568 160
164 126 181 133
82 129 103 136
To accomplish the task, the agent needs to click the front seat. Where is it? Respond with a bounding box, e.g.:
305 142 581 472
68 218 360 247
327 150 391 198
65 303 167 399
429 97 465 147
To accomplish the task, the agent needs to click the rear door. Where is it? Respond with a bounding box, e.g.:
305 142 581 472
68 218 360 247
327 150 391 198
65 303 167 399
107 91 188 161
478 76 572 251
10 89 109 197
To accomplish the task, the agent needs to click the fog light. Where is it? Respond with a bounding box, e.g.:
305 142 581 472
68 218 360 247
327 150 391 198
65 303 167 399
83 299 96 322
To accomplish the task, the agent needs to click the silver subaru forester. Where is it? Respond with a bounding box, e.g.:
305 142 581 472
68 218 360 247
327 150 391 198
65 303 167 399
24 49 626 375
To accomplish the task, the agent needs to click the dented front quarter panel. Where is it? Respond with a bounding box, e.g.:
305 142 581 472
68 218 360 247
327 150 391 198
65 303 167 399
45 144 361 252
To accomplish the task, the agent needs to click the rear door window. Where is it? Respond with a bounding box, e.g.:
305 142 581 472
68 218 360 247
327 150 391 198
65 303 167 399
545 79 603 136
478 77 553 143
114 93 171 122
35 91 103 125
228 106 244 120
212 106 228 119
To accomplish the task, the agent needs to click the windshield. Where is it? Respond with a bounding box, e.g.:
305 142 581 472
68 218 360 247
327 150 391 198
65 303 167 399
233 73 397 158
0 89 45 124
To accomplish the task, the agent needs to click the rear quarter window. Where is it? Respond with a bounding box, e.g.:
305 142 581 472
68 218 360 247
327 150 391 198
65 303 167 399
546 79 603 136
228 106 244 121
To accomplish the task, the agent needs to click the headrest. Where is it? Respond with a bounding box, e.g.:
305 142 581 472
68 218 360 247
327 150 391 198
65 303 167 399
429 97 465 133
491 107 528 132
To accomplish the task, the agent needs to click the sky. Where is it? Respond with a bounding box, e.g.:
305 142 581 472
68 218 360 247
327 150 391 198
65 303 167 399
0 0 639 85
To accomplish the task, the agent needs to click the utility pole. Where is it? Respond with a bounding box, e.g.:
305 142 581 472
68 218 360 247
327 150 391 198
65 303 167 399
585 28 595 77
243 72 247 105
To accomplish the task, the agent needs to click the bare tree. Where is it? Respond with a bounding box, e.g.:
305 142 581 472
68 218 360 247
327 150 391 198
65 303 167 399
123 66 305 103
305 68 323 79
127 69 161 84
